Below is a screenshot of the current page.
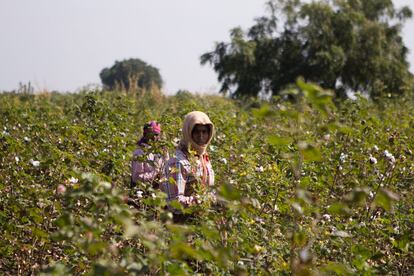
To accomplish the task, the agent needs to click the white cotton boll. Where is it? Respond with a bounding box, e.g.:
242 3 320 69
172 138 180 147
369 155 377 165
384 150 396 164
137 190 144 198
384 150 391 158
255 166 264 173
323 134 331 141
29 159 40 167
299 248 311 263
177 195 186 203
15 156 20 163
69 177 78 184
322 214 331 222
332 230 351 238
220 157 228 165
339 152 347 163
101 182 112 189
24 136 31 142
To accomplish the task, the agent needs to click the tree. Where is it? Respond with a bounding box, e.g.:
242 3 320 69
201 0 413 99
100 58 163 92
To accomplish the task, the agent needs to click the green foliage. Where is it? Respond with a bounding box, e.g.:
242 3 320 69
0 86 413 274
201 0 414 99
100 58 163 92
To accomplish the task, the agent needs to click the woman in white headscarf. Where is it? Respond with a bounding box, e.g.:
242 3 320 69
162 111 215 206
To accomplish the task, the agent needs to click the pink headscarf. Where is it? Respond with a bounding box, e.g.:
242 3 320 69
138 121 161 145
143 121 161 135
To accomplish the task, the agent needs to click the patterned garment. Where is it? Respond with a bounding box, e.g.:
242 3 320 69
161 149 214 202
131 145 164 187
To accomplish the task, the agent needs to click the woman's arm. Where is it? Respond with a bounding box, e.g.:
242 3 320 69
131 150 159 186
162 159 189 201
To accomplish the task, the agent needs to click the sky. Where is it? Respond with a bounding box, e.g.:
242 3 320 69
0 0 413 94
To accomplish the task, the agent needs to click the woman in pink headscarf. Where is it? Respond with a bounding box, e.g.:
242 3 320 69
131 121 166 189
162 111 215 208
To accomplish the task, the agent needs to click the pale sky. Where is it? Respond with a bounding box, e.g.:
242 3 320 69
0 0 413 94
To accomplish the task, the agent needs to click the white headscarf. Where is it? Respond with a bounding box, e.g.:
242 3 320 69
179 111 214 155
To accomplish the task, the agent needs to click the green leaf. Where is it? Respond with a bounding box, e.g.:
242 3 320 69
171 242 201 260
252 104 274 118
345 187 369 205
87 241 108 256
351 244 371 260
327 202 351 216
293 231 307 247
374 189 399 211
322 262 352 275
267 135 293 147
32 227 49 239
219 183 241 200
393 235 410 253
122 218 140 238
300 144 322 162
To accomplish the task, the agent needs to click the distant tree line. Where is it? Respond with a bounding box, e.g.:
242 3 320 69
201 0 414 99
100 58 163 92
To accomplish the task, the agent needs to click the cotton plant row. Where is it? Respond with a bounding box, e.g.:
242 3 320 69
0 89 413 274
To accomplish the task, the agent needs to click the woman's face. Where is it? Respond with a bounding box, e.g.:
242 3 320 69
192 124 210 146
144 132 160 142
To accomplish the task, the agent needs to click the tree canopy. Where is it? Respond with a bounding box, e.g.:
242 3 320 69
100 58 163 92
201 0 414 99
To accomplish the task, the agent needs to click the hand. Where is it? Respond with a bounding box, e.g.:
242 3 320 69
162 147 170 160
